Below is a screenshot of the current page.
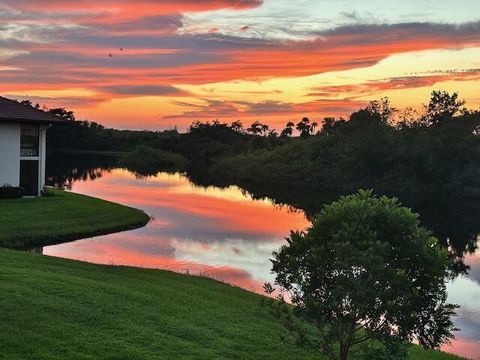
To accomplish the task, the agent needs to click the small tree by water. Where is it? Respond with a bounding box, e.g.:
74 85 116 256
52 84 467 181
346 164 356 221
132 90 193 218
270 190 457 360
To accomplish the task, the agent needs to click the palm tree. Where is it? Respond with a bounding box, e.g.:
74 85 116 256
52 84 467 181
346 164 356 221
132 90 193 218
268 129 278 138
321 117 336 135
280 121 295 137
247 121 262 135
230 120 244 132
296 117 311 138
261 124 270 136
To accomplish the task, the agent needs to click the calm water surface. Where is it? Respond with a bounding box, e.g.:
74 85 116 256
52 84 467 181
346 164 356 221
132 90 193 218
45 169 309 293
44 168 479 359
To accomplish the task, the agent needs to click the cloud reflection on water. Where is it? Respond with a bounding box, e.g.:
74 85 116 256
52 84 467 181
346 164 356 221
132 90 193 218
44 169 308 294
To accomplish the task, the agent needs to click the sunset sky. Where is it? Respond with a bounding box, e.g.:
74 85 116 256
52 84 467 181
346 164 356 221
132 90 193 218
1 0 479 130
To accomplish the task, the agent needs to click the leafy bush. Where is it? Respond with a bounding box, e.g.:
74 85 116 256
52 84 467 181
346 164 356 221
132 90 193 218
270 190 457 360
0 185 24 199
41 187 56 197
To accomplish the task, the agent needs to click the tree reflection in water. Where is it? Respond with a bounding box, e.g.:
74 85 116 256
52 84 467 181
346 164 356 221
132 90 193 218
47 152 479 275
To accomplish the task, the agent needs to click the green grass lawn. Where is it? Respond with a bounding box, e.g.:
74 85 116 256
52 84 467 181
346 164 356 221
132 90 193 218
0 190 149 249
0 250 464 360
0 192 464 359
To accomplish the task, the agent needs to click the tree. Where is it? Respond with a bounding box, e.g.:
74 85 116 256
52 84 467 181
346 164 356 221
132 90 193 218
396 107 420 129
321 117 337 135
425 91 466 125
268 129 278 138
261 123 270 136
247 121 263 135
19 99 40 109
280 121 295 137
49 107 76 121
230 120 244 133
16 99 76 121
271 190 457 360
321 117 347 135
296 117 311 138
366 97 396 123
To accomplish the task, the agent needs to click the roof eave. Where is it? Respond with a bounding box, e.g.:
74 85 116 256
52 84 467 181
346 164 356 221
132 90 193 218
0 117 70 125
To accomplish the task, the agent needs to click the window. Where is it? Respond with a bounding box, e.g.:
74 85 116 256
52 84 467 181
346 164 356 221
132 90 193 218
20 124 39 157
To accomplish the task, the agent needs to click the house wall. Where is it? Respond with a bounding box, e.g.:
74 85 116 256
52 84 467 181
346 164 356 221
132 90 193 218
39 125 48 193
0 122 20 187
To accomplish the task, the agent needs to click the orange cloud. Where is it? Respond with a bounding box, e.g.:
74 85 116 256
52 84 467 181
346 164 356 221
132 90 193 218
3 1 263 23
1 2 480 128
308 70 480 98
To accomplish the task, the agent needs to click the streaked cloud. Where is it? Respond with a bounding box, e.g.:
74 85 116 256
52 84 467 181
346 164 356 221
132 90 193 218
308 69 480 98
0 0 479 128
100 85 187 97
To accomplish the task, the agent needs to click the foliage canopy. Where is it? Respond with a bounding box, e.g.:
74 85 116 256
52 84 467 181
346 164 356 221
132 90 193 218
271 190 458 360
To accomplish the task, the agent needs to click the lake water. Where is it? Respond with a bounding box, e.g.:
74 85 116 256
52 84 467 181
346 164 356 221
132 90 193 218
43 166 479 359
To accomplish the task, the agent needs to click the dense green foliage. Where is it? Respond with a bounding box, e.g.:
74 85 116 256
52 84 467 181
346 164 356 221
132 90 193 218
44 91 480 272
271 191 457 360
0 189 149 249
48 120 182 153
0 185 24 199
0 249 464 360
120 145 189 176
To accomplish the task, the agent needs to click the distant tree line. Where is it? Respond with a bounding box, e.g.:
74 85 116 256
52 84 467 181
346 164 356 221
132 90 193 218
23 91 480 266
40 90 474 154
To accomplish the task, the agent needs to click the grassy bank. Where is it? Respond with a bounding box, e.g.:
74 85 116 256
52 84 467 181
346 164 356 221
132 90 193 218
0 189 149 249
0 249 463 360
0 190 464 359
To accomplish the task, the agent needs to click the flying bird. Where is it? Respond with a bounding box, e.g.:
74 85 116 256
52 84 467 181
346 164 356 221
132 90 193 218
108 53 112 57
120 48 123 51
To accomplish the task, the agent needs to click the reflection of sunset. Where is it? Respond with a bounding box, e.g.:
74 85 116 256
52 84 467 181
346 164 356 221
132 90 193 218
44 169 308 296
444 242 480 359
71 169 309 237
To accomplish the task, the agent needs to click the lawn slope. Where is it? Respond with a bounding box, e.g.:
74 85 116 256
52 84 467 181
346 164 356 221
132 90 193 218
0 190 149 249
0 250 463 360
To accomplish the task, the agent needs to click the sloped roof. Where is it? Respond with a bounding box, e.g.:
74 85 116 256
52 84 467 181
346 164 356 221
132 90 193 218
0 96 69 124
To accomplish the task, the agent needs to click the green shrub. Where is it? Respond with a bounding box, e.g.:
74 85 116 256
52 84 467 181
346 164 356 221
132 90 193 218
271 190 457 360
41 187 56 197
0 186 24 199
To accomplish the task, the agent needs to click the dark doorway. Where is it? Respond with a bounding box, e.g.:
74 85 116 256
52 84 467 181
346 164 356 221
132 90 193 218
20 160 39 196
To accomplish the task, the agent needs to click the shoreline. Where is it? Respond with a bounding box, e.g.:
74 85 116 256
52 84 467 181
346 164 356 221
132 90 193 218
0 189 150 249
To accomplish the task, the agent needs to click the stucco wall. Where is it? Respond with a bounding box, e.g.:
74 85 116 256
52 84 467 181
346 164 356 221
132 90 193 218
0 122 20 187
39 126 47 192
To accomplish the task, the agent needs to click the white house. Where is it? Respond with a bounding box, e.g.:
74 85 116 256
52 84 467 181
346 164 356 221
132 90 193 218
0 96 67 196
